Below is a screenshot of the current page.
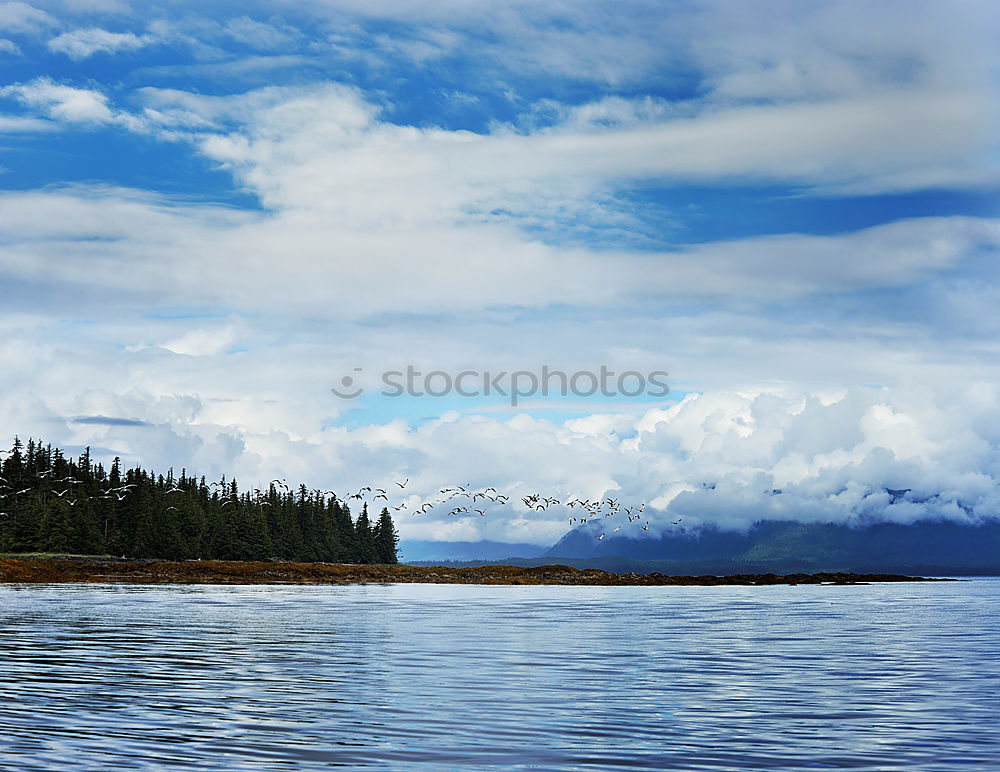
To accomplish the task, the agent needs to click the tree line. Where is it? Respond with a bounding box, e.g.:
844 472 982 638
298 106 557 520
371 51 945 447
0 438 399 563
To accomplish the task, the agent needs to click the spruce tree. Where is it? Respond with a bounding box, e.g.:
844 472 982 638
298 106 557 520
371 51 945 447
373 507 400 564
333 501 357 562
353 504 378 563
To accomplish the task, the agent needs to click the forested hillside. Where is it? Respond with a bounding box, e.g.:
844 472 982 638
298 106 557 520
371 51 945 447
0 438 398 563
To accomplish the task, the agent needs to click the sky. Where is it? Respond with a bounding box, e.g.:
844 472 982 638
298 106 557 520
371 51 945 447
1 0 999 546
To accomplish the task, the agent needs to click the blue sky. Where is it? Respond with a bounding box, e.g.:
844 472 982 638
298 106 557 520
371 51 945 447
2 0 1000 544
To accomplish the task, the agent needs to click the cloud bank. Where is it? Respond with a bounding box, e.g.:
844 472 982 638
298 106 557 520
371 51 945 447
0 0 998 546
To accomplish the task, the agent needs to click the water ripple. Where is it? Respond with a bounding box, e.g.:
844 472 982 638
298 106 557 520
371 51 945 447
1 581 998 770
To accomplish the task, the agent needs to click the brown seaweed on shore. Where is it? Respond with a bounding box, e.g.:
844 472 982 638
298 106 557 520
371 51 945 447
0 557 952 586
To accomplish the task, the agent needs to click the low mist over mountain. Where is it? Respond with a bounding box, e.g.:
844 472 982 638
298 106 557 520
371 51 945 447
544 518 1000 574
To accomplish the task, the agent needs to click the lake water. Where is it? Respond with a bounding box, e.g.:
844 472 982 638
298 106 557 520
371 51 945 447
1 580 998 770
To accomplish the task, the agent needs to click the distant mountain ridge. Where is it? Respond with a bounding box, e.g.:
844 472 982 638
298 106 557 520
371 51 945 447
543 518 1000 574
399 540 547 562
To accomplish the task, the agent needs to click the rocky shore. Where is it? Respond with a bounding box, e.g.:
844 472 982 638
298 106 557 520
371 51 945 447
0 557 951 586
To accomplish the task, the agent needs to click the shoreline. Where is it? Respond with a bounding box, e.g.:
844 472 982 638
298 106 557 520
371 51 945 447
0 557 953 586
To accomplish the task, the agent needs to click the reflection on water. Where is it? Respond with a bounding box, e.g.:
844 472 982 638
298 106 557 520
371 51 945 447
1 580 998 770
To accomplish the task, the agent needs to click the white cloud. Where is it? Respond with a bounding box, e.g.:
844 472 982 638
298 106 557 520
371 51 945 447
1 181 994 322
131 83 997 234
0 1 56 34
259 0 1000 101
1 348 999 545
9 77 995 201
0 113 52 130
48 27 155 59
0 78 117 123
223 16 298 50
160 325 238 357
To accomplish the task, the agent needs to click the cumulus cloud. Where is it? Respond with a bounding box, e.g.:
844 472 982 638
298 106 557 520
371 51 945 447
160 325 238 357
2 365 999 545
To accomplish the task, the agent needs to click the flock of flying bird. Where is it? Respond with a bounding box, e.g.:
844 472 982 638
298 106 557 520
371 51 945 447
325 479 678 541
0 464 678 540
0 469 137 511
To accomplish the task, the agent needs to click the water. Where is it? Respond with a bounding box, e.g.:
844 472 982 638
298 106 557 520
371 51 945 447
1 580 998 771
